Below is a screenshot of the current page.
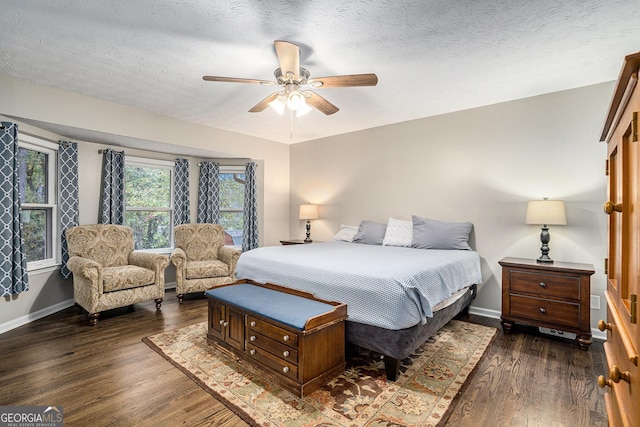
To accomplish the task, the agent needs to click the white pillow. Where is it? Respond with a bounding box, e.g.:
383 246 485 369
332 224 359 242
382 217 413 247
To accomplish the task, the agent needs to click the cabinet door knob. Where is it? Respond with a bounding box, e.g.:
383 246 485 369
223 321 228 327
219 320 225 325
282 366 290 373
249 349 256 356
283 335 290 341
539 282 546 288
250 335 256 342
597 375 612 388
283 350 290 357
610 365 631 384
250 321 256 327
539 307 546 314
598 320 613 332
604 201 623 214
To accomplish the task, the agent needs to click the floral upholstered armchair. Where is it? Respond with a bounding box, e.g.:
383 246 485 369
66 224 169 325
171 223 241 303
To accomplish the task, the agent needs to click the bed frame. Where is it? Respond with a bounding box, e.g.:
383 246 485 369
345 284 477 381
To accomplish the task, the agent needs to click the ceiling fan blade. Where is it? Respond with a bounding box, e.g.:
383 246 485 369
305 91 339 115
274 40 300 80
203 76 275 85
308 73 378 88
248 92 281 113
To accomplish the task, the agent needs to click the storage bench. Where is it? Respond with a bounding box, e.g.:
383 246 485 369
205 279 348 397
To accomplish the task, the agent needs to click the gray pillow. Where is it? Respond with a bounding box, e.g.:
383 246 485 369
353 220 387 245
411 215 473 250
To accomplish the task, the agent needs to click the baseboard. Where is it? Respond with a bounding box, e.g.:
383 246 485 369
468 305 501 319
0 298 75 335
468 305 607 341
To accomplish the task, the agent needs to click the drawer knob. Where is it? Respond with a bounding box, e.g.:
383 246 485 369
598 320 612 332
604 201 623 215
539 307 546 314
250 321 256 327
250 335 256 342
610 365 631 384
283 335 290 342
283 350 290 357
282 366 289 373
597 375 612 388
539 282 546 288
249 349 256 356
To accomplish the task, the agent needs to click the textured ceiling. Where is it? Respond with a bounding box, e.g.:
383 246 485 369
1 0 640 145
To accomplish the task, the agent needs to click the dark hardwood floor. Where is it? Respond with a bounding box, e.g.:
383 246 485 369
0 291 607 426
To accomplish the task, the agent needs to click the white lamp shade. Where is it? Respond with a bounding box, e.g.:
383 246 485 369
525 200 567 225
299 204 319 220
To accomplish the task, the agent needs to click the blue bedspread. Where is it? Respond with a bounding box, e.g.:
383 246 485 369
236 241 482 330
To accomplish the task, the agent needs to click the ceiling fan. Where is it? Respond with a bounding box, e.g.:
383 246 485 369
203 40 378 116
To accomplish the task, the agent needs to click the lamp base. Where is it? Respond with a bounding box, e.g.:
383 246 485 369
537 225 553 263
304 219 312 243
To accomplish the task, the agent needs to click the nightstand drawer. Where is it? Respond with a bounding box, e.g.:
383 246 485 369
509 295 580 329
509 270 580 300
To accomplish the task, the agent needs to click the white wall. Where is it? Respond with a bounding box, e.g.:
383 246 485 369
289 82 613 336
0 75 290 332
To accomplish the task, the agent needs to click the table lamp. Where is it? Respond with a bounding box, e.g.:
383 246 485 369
525 198 566 263
299 204 319 243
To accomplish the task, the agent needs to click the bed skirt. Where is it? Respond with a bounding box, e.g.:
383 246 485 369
345 284 477 380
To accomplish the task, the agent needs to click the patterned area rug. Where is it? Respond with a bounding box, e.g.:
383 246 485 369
143 320 496 427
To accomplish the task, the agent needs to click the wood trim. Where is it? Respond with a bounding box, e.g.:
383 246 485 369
605 290 639 366
600 51 640 142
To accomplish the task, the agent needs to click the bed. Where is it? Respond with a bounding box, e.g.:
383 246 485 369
235 237 483 380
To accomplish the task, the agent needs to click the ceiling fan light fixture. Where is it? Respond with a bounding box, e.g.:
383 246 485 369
295 99 312 117
268 94 286 115
287 89 305 110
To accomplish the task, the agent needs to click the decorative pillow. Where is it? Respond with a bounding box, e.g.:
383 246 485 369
332 224 359 242
411 215 473 250
353 221 387 245
382 217 413 247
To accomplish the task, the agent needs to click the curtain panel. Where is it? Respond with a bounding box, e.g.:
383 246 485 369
174 158 190 226
58 141 79 279
0 122 29 296
197 161 219 224
98 149 125 224
242 162 258 252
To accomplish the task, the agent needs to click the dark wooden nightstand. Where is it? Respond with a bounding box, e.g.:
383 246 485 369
279 239 313 245
499 257 595 350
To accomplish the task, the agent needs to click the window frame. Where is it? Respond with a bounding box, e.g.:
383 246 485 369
219 165 245 248
124 156 175 253
18 134 59 271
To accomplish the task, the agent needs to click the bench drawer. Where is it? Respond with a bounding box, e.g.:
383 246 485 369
247 343 298 381
248 315 299 349
247 331 298 364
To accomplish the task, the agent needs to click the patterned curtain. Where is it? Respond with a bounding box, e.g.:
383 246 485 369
197 161 219 223
242 162 258 252
174 158 190 226
98 149 125 224
58 141 79 279
0 122 29 296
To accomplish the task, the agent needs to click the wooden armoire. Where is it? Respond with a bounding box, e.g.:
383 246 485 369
599 51 640 426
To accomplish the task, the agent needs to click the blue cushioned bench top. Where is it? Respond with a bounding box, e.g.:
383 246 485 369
206 284 336 330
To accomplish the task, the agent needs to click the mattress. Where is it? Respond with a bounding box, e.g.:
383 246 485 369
236 241 482 330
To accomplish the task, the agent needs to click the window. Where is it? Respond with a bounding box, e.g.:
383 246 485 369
219 166 245 247
124 157 174 251
18 135 58 270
